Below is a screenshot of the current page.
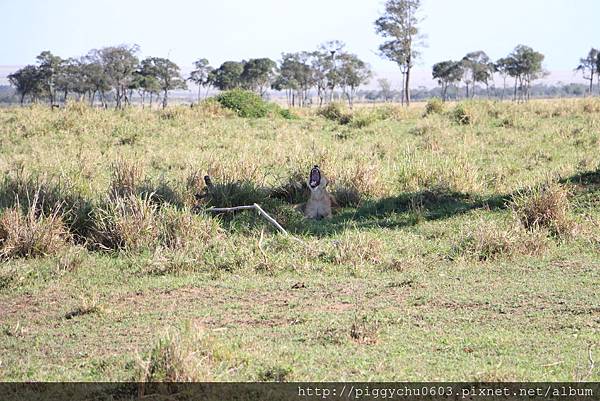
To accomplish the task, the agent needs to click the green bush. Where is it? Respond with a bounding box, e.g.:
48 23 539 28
451 103 473 125
318 102 351 124
424 98 444 116
215 89 269 118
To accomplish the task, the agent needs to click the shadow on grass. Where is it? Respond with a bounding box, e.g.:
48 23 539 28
287 186 512 237
561 168 600 190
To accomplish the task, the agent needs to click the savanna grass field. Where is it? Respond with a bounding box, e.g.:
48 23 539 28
0 98 599 381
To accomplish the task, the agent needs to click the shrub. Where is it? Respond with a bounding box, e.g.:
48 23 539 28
510 183 574 237
317 102 353 124
424 98 444 116
451 103 473 125
215 89 269 118
278 108 298 120
0 195 70 260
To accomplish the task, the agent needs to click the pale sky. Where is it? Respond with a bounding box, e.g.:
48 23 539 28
0 0 597 86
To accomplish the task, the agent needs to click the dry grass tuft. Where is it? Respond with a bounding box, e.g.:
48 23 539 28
510 182 575 237
456 219 549 262
109 159 144 199
138 322 242 383
0 193 70 260
321 231 385 266
90 194 159 252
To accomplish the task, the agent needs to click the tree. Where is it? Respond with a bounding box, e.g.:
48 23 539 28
240 58 277 96
508 45 545 101
375 0 424 106
36 51 63 106
98 44 140 108
272 52 314 107
462 51 493 98
336 53 372 108
319 41 345 102
377 78 393 101
188 58 213 101
494 57 513 101
575 48 599 95
212 61 244 91
140 57 186 108
310 50 333 106
8 65 44 105
55 58 87 102
82 51 111 107
432 60 463 101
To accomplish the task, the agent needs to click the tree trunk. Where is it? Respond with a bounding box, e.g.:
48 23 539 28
405 68 411 106
162 89 168 109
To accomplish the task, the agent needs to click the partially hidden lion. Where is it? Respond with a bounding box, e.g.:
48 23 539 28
297 165 337 219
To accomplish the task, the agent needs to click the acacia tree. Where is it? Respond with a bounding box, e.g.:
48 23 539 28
36 51 64 106
462 51 493 98
377 78 393 101
81 51 111 107
494 57 513 101
240 58 277 96
212 61 244 90
432 60 463 101
375 0 424 106
8 65 44 105
98 45 139 108
508 45 545 101
272 52 313 107
188 58 213 101
575 48 599 95
337 53 372 108
140 57 186 108
319 41 345 102
311 50 333 106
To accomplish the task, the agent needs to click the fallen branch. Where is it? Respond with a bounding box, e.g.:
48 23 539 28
205 203 289 236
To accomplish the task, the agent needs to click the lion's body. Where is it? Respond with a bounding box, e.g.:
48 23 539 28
299 170 337 219
304 185 333 219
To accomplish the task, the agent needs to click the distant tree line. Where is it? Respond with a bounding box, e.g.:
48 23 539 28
357 81 593 103
7 45 186 108
430 45 546 102
7 41 372 109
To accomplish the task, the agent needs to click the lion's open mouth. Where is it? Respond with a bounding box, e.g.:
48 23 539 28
309 165 321 189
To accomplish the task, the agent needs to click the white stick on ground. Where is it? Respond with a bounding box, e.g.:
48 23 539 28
204 203 288 235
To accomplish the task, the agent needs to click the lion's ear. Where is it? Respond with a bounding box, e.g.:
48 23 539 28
321 176 328 187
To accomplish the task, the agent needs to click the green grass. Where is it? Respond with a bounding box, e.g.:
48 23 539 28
0 99 599 381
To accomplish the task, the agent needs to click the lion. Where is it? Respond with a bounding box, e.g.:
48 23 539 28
297 165 337 219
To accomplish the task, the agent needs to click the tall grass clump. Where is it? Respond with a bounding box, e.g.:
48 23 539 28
0 173 94 241
138 323 242 383
424 98 444 116
317 102 352 125
451 103 474 125
510 182 574 237
139 324 213 382
454 219 549 262
109 159 144 199
0 193 70 260
215 89 269 118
